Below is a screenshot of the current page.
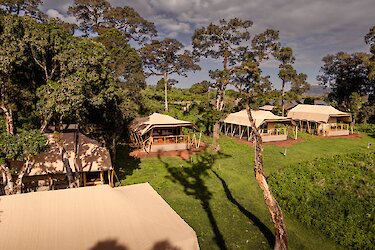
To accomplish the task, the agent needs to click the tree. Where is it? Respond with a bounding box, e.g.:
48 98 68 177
140 38 200 111
0 0 44 20
67 0 110 35
190 80 210 94
192 18 253 111
95 28 146 90
0 129 46 194
365 25 375 79
68 0 156 42
245 107 288 250
317 52 373 109
274 47 295 116
223 33 288 249
0 14 39 135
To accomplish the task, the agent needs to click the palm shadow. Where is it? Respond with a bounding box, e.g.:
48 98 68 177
212 170 275 248
157 150 230 250
88 239 128 250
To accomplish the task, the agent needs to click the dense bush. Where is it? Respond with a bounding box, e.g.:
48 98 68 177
355 124 375 134
269 153 375 249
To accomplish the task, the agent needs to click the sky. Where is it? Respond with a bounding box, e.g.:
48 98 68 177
40 0 375 89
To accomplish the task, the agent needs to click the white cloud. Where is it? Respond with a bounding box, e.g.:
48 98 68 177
46 8 77 23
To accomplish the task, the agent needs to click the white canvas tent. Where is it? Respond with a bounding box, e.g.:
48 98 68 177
287 104 352 136
0 183 199 250
222 110 291 142
11 132 113 191
129 113 200 152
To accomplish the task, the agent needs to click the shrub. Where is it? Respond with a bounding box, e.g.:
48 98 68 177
269 153 375 249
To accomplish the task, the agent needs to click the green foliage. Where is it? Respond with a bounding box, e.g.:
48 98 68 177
189 80 210 94
318 52 374 109
0 129 46 162
355 123 375 134
269 153 375 249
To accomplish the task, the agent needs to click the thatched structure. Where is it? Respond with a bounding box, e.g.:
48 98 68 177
221 110 292 142
287 104 353 136
129 113 201 152
0 183 199 250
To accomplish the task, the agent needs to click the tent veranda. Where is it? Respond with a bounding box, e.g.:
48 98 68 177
129 113 201 152
221 110 292 142
287 104 353 136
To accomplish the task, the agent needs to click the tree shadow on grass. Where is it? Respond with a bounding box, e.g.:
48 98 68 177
212 170 275 248
116 144 141 181
157 150 230 250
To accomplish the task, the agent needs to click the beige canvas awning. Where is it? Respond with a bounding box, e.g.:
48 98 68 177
129 113 194 136
287 104 352 123
13 132 112 176
223 110 291 128
0 183 199 250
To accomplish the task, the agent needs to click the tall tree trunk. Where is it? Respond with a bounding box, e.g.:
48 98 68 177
213 85 225 151
1 105 14 135
164 72 169 112
0 164 14 195
61 146 76 188
15 159 31 194
281 80 286 117
246 106 288 250
111 136 117 170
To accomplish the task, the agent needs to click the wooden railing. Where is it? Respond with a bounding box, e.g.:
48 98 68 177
259 127 287 136
152 135 189 144
328 123 350 131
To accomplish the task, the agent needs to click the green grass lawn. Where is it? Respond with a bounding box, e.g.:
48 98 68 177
117 133 375 250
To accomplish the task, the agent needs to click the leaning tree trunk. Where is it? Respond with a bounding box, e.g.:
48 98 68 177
164 72 169 112
212 86 225 151
0 164 14 195
61 146 76 188
1 105 14 135
281 80 286 117
15 159 31 194
246 106 288 250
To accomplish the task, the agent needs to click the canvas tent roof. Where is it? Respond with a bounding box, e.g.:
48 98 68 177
287 104 352 123
129 113 194 136
0 183 199 250
12 132 112 176
223 110 290 128
258 105 275 111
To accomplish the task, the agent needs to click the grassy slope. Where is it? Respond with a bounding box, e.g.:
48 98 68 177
117 133 375 250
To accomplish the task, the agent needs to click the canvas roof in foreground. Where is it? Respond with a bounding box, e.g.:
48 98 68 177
287 104 352 123
0 183 199 250
129 113 194 136
223 110 290 128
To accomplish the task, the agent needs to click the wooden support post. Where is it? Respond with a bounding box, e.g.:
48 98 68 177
111 170 115 187
100 171 104 184
240 126 244 139
231 123 233 137
225 123 230 135
83 172 87 187
107 170 111 187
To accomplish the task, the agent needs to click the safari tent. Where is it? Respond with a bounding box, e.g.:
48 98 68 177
287 104 353 136
221 110 291 142
129 113 201 152
0 183 199 250
13 132 113 192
